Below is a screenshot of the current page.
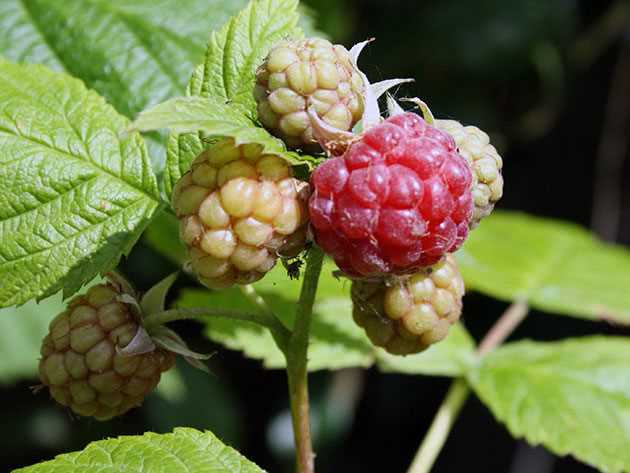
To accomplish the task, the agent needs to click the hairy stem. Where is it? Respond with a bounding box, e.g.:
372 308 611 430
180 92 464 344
285 247 325 473
406 301 530 473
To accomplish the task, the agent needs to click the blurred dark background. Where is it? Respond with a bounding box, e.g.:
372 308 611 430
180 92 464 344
3 1 630 472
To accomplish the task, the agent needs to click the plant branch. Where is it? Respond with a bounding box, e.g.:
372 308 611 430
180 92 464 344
285 246 325 473
477 299 529 355
239 284 292 350
406 300 530 473
406 379 470 473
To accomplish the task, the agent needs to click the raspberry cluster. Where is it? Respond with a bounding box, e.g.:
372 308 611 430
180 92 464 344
309 112 473 278
351 256 464 355
436 120 503 226
255 38 365 151
172 139 309 289
38 283 175 420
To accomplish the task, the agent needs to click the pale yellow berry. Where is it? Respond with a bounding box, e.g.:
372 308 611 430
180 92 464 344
199 193 230 229
200 229 237 259
279 111 310 136
383 285 411 320
230 244 269 271
268 88 306 115
220 178 258 217
233 217 274 247
273 198 302 235
252 181 283 220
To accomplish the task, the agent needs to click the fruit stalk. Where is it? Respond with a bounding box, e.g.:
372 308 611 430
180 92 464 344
285 246 325 473
406 301 530 473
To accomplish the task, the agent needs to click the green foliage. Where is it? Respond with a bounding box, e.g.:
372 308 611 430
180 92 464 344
133 96 324 173
176 262 476 376
15 427 266 473
164 0 305 195
0 60 160 307
470 338 630 473
458 211 630 323
0 0 245 118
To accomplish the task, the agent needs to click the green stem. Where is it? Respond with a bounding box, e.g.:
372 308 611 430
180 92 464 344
143 307 271 330
406 380 470 473
240 284 292 351
406 301 530 473
285 247 325 473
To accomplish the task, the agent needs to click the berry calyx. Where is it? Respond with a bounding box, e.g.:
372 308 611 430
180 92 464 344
255 37 365 151
38 281 175 420
351 256 464 355
309 112 473 278
171 139 310 289
435 120 503 226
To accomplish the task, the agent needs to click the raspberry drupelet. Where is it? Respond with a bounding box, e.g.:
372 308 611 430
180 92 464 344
309 112 473 278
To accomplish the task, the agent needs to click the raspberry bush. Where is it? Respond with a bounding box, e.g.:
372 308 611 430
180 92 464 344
2 1 630 473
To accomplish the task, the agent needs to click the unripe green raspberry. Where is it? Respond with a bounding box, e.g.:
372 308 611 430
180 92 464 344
435 120 504 226
38 283 175 420
255 37 365 151
351 256 464 356
171 139 310 289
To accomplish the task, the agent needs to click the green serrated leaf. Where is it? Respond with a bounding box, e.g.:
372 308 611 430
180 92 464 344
164 0 305 195
133 96 323 174
200 0 301 113
0 0 246 118
0 60 160 307
176 261 474 375
16 427 266 473
458 211 630 323
0 0 251 173
469 337 630 473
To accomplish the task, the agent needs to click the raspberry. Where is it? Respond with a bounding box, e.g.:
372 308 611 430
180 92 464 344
255 37 365 151
435 120 503 226
351 256 464 355
309 112 473 278
171 139 310 289
38 283 175 420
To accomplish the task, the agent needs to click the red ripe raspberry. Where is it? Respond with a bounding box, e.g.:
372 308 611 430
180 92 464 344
309 113 473 278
